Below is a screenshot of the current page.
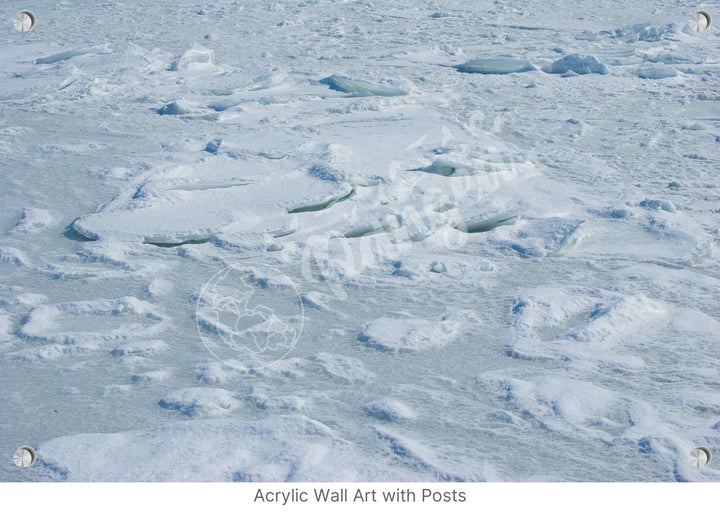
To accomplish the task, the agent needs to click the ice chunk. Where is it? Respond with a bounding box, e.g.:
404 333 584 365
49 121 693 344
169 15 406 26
319 75 407 97
157 98 200 115
204 138 222 153
420 144 530 176
454 58 535 74
543 54 608 75
169 44 215 71
250 68 295 90
71 154 353 244
35 46 106 64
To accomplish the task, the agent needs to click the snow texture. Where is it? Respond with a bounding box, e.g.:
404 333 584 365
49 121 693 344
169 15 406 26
1 0 719 483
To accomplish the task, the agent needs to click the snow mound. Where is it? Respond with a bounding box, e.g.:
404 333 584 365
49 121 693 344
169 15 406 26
131 370 170 383
374 427 484 481
507 287 667 366
481 374 622 438
145 279 173 297
319 75 407 97
363 399 416 422
639 199 676 212
311 353 374 383
300 291 333 311
102 385 131 395
17 297 166 344
454 58 535 74
488 217 584 257
35 416 413 481
249 387 310 411
11 208 55 234
0 247 30 266
634 65 678 79
359 313 462 352
157 98 203 115
110 340 170 357
192 360 248 384
614 22 679 43
0 312 11 344
6 343 102 361
158 387 238 418
543 54 608 75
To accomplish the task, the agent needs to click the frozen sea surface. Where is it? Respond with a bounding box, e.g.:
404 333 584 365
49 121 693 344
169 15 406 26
1 1 719 481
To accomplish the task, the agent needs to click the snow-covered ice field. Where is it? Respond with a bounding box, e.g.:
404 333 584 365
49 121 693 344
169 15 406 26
1 0 719 481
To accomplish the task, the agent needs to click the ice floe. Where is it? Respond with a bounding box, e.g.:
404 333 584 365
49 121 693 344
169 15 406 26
454 58 535 74
319 75 408 97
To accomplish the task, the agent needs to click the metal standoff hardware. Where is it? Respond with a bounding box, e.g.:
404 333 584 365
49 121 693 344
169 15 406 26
13 10 36 32
689 446 712 468
689 10 711 32
13 446 36 468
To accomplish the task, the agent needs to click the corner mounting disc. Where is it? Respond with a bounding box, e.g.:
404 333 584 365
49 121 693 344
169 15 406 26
689 446 712 468
689 10 711 32
13 446 36 468
13 10 36 32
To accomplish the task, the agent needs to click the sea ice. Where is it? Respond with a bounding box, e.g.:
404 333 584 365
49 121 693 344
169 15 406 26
454 58 535 74
543 54 609 75
319 75 408 97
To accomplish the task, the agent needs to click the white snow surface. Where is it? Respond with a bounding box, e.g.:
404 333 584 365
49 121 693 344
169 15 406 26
1 0 719 482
